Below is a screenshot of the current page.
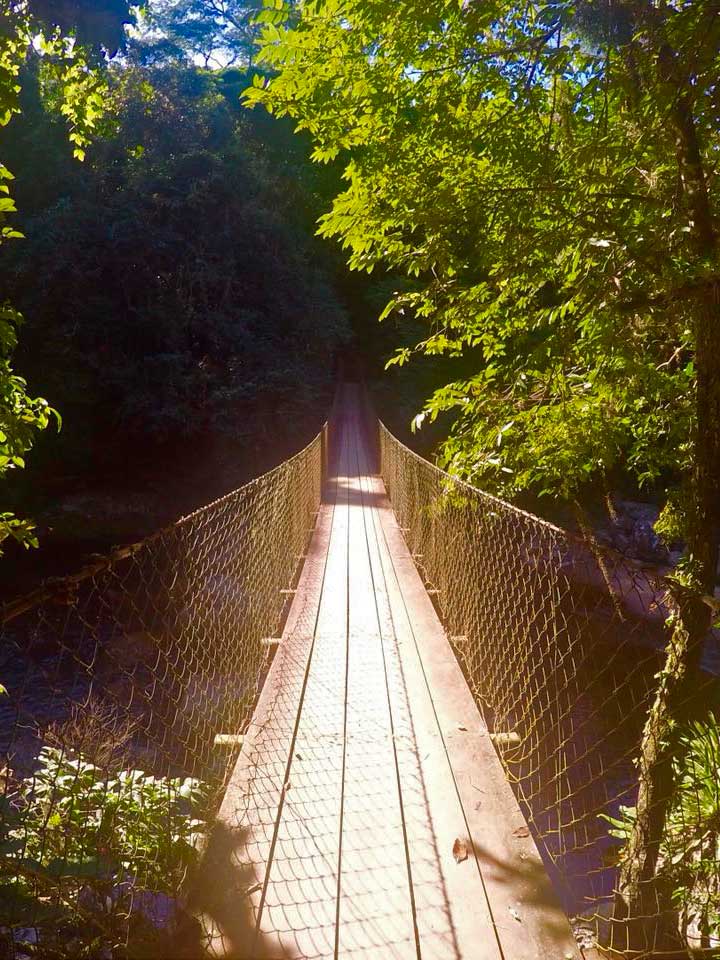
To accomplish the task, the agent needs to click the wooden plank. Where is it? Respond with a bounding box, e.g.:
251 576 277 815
253 426 352 959
335 405 418 959
375 477 583 960
356 462 503 960
192 459 341 958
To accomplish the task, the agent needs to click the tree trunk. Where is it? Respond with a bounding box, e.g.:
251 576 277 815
612 293 720 952
612 593 711 953
612 51 720 955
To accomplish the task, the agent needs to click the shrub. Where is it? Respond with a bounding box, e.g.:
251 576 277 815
44 696 140 772
0 746 209 955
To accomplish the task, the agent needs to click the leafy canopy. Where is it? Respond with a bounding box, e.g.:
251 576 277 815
247 0 719 509
137 0 264 67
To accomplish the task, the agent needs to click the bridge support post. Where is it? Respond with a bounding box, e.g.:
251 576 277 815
321 422 328 487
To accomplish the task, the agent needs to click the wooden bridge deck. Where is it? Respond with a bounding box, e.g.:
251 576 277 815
194 389 581 960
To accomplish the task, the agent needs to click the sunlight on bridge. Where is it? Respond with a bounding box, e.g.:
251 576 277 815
192 385 579 960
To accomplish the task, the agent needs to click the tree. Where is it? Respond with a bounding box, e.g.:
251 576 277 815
138 0 264 67
0 0 134 552
246 0 720 951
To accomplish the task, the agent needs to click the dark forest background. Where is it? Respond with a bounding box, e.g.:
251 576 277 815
0 14 448 595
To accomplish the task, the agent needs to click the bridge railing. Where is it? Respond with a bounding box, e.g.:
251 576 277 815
379 420 720 957
0 427 325 956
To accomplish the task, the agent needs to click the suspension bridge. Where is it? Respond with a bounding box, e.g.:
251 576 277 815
1 383 717 959
192 384 580 959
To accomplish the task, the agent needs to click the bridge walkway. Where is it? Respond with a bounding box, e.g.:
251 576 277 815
195 387 581 960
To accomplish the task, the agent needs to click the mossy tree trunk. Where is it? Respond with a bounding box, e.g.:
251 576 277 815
613 40 720 952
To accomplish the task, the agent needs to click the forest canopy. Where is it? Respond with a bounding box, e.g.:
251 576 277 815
248 1 719 525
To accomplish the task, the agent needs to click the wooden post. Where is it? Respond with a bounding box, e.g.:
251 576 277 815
490 731 521 748
321 422 328 486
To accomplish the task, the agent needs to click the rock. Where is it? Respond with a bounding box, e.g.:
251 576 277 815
613 531 631 554
630 520 669 564
8 927 38 960
130 889 184 931
615 499 660 525
80 881 186 933
600 499 672 564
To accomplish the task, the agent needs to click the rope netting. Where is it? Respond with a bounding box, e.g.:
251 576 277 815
0 427 325 957
379 421 720 958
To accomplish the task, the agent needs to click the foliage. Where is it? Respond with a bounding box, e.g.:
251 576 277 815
137 0 265 67
0 745 208 952
0 58 349 530
603 717 720 943
0 302 58 549
0 0 134 552
246 0 719 514
27 0 135 57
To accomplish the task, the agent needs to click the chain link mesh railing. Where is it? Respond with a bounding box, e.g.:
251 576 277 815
379 420 720 958
0 427 325 957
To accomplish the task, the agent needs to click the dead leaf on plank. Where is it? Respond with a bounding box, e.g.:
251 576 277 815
512 825 530 838
457 724 468 732
452 838 468 863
